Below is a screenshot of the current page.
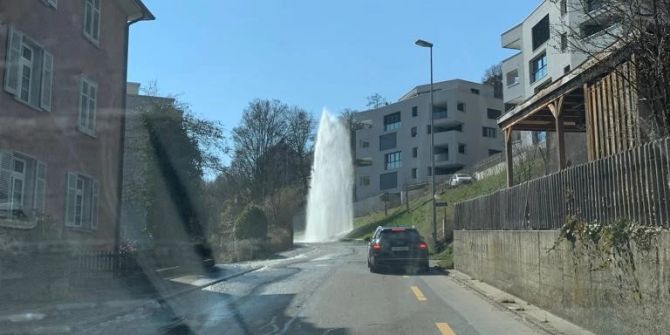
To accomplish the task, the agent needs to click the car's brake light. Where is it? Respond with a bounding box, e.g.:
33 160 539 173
418 242 428 249
372 243 382 250
391 227 406 232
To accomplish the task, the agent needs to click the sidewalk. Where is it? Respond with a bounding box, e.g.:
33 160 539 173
447 270 595 335
0 263 261 335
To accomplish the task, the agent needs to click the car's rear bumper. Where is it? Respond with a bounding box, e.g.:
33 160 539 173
375 257 428 267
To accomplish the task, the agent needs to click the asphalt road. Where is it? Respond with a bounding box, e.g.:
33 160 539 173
90 242 545 335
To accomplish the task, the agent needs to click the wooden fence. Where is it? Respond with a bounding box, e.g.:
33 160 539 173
454 137 670 230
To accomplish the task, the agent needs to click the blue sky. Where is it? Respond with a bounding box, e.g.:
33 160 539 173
128 0 540 131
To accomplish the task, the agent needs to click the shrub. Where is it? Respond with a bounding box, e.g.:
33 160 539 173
234 205 268 240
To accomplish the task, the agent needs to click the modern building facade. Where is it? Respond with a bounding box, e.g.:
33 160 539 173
500 0 617 148
497 0 626 185
0 1 153 250
354 79 504 201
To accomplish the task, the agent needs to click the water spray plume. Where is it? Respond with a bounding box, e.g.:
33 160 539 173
302 110 354 242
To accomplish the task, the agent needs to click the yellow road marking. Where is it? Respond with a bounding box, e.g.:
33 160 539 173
436 322 456 335
410 286 427 301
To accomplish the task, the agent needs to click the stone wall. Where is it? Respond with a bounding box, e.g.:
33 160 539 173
454 230 670 335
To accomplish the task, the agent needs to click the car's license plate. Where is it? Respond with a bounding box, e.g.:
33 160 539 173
392 246 409 251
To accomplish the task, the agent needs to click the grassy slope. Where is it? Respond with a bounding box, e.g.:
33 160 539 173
349 154 548 239
347 155 549 269
348 171 507 268
349 171 507 241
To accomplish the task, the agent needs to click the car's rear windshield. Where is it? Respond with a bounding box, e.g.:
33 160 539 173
380 229 420 242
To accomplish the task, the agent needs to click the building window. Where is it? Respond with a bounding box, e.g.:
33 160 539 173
359 176 370 186
3 26 54 111
412 147 418 158
458 143 466 154
411 106 418 117
506 70 519 87
411 168 417 179
379 133 397 151
383 112 401 131
79 78 97 136
42 0 57 8
426 125 432 134
0 151 47 222
532 15 550 50
561 33 568 52
564 65 571 74
360 140 370 148
488 149 503 156
427 167 432 176
411 127 417 138
487 108 502 120
457 102 465 112
432 105 448 119
560 0 567 15
356 158 373 167
470 88 480 95
580 17 618 38
384 151 402 170
482 127 497 138
379 172 398 190
65 172 99 230
84 0 102 45
530 52 548 83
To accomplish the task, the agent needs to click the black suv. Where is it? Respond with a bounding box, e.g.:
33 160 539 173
367 226 429 273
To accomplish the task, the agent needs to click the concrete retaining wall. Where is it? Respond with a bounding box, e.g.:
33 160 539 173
454 230 670 335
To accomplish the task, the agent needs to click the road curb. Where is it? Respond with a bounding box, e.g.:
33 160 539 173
447 270 585 335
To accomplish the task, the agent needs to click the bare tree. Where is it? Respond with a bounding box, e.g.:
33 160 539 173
231 99 290 200
482 63 503 99
285 107 314 192
366 93 388 109
551 0 670 139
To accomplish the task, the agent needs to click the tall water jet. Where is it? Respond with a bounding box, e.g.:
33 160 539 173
303 110 353 242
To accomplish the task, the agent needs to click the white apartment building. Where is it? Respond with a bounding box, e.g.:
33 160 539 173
353 79 504 201
501 0 618 147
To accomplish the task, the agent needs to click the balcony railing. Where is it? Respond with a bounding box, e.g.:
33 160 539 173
435 153 449 162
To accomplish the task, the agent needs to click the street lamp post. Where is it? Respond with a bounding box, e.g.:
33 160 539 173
415 39 437 244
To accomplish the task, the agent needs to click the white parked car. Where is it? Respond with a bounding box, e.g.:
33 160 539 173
449 173 473 186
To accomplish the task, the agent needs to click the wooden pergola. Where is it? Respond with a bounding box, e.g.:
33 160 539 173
498 46 635 187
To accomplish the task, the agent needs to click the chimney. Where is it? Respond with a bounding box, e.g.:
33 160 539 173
127 82 140 96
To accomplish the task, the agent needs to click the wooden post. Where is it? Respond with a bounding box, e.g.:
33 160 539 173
548 98 567 170
584 83 595 160
505 128 514 187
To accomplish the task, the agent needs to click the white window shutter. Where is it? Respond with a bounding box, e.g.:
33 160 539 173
64 172 76 227
0 151 14 208
40 51 53 112
89 82 97 134
91 180 99 229
79 79 87 130
4 26 22 95
34 161 46 214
